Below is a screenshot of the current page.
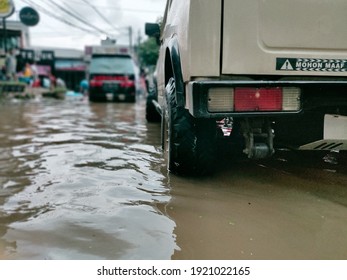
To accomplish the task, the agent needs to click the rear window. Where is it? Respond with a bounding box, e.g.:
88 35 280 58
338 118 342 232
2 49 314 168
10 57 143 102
89 55 135 75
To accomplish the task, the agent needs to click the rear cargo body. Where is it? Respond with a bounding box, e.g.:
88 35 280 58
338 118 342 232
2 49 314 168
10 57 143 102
145 0 347 176
222 0 347 76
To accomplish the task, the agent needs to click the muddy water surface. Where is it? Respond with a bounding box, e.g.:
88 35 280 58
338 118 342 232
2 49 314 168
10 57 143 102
0 96 347 259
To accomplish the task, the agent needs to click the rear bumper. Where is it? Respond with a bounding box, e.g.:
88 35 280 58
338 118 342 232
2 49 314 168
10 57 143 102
187 80 347 118
298 114 347 151
89 86 136 100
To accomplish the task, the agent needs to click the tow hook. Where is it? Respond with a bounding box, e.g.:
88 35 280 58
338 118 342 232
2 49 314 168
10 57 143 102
241 118 275 159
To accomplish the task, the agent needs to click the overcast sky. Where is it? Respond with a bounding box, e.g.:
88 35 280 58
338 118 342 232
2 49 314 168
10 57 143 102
9 0 166 50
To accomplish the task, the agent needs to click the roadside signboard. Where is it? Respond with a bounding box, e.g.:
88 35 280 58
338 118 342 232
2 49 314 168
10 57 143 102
19 6 39 26
0 0 14 18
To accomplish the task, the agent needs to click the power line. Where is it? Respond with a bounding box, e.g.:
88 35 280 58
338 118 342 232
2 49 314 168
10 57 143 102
68 0 163 14
15 0 159 48
41 0 111 37
79 0 121 32
60 0 103 30
18 0 100 35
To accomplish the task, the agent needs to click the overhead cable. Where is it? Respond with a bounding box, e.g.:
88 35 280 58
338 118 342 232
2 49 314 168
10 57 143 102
79 0 121 32
42 0 111 37
19 0 100 35
68 0 163 14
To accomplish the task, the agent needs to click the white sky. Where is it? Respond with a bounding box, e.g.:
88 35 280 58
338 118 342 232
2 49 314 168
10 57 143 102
9 0 166 50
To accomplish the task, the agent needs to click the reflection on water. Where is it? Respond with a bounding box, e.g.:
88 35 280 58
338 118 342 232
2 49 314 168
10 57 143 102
0 97 176 259
168 150 347 260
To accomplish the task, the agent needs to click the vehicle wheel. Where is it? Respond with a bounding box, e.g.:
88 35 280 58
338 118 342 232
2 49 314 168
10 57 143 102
164 78 216 176
146 91 161 122
89 93 97 102
127 95 136 103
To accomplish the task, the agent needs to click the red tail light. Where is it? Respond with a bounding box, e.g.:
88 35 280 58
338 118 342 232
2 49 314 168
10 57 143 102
120 78 135 88
90 75 135 88
89 80 103 87
234 87 282 111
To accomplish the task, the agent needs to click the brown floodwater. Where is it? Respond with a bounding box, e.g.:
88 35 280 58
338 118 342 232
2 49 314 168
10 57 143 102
0 95 347 260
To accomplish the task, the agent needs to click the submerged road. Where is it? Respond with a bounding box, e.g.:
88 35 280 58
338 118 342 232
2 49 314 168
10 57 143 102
0 95 346 259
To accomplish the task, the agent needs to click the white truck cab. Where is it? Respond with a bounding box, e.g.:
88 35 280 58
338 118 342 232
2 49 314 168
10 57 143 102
146 0 347 175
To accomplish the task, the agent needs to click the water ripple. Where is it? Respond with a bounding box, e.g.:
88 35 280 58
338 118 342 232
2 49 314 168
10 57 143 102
0 99 176 259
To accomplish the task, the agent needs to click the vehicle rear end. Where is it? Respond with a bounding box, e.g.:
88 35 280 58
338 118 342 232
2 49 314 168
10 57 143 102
222 0 347 77
89 54 137 102
189 0 347 156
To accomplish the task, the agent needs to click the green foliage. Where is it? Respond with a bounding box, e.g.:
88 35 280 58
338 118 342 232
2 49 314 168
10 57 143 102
137 37 159 67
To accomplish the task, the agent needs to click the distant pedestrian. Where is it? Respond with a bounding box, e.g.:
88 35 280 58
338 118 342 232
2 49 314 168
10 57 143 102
5 49 17 81
30 62 40 87
56 77 66 88
20 62 33 84
49 72 56 90
31 62 38 80
80 79 89 96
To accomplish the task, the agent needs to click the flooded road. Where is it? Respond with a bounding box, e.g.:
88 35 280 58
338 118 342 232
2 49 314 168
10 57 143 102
0 95 347 260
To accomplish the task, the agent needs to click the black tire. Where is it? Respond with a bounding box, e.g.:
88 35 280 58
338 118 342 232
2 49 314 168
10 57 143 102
88 94 98 102
89 91 105 102
88 92 96 102
146 91 161 122
164 78 216 176
127 95 136 103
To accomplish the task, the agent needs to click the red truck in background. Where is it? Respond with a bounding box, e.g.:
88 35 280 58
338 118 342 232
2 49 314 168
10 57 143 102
87 45 138 103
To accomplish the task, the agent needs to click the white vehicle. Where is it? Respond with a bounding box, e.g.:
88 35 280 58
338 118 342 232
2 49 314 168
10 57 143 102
146 0 347 175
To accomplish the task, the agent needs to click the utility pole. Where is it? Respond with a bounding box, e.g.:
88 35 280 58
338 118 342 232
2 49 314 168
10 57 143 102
128 26 133 53
137 29 142 46
0 0 15 54
2 18 7 53
135 29 142 63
